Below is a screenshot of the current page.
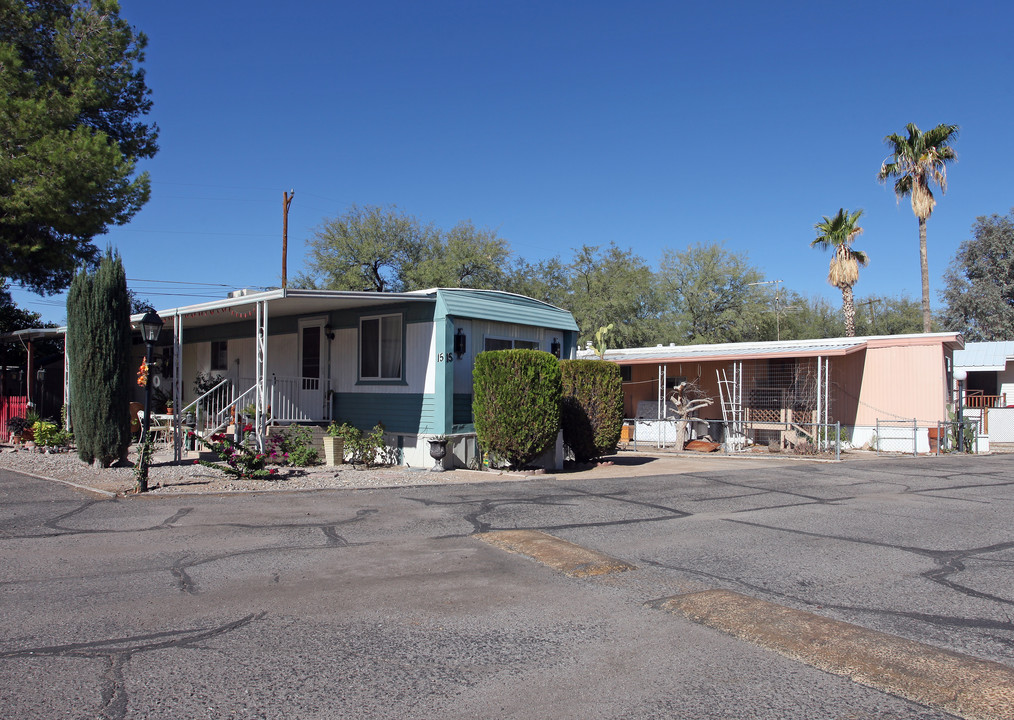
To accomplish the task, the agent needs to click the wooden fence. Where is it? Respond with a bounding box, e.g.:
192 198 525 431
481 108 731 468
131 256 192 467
0 395 29 436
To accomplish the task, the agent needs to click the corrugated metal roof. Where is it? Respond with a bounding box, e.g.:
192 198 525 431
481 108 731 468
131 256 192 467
598 341 864 362
433 288 579 331
580 332 961 364
953 341 1014 371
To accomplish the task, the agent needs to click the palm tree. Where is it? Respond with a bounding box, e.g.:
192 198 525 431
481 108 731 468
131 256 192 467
877 122 959 332
812 208 869 336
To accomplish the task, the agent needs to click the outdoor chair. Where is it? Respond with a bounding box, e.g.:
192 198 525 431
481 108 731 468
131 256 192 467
129 402 145 439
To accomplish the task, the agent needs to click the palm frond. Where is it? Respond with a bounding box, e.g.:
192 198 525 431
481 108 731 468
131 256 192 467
923 123 959 147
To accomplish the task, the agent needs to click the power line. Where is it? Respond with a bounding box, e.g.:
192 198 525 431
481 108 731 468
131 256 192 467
126 278 235 287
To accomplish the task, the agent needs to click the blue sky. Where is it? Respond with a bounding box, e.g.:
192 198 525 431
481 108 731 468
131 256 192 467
14 0 1014 325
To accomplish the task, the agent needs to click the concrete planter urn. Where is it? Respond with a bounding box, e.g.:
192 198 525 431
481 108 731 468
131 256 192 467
322 436 344 466
428 438 448 472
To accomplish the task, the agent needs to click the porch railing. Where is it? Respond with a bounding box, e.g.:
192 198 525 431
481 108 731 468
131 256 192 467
964 392 1007 409
1 395 29 435
181 378 234 436
269 374 329 422
179 374 329 438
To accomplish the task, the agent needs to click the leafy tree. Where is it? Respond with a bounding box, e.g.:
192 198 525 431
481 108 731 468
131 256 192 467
939 210 1014 340
66 249 132 467
877 122 959 332
657 242 766 344
566 243 662 348
298 204 435 292
0 0 158 294
750 291 832 341
811 208 869 336
505 256 571 309
0 280 41 334
0 280 45 371
401 220 511 290
855 294 926 336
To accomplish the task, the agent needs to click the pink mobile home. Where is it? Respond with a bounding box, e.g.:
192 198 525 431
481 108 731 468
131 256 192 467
583 332 964 452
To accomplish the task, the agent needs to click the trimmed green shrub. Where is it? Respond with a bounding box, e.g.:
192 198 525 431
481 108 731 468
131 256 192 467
559 359 624 462
67 250 133 467
473 349 561 469
327 422 387 466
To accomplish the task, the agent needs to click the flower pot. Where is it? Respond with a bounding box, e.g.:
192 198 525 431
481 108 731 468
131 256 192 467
323 436 344 466
428 439 448 473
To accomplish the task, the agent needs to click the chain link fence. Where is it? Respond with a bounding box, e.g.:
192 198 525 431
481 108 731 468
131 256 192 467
873 419 980 456
621 418 843 459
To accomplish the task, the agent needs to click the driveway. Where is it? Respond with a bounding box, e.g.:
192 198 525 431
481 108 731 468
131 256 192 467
2 454 1012 719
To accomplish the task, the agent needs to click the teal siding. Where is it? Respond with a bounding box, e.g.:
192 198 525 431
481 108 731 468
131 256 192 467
333 392 436 434
453 393 473 425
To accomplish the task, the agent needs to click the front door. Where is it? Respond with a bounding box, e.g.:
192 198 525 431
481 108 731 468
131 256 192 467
298 318 326 420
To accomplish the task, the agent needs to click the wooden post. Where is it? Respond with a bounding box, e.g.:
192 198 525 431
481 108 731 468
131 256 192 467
282 190 294 289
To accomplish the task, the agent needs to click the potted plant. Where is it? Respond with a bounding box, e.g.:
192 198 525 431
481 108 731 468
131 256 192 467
322 421 345 467
20 409 41 442
428 435 449 473
7 416 30 444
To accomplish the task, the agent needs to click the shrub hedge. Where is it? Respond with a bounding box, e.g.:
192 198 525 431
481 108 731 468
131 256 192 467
67 250 133 467
472 349 561 469
559 359 624 462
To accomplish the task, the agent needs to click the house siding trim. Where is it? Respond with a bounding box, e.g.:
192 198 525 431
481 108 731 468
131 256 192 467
332 392 436 434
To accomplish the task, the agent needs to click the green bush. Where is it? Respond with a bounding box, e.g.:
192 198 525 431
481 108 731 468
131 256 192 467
32 420 61 447
472 349 561 470
328 422 387 466
559 359 624 462
281 425 319 467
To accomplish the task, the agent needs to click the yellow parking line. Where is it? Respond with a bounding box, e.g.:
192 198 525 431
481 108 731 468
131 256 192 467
476 530 636 578
657 589 1014 720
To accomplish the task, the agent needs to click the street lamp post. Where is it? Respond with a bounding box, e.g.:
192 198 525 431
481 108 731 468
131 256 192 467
954 368 967 452
138 310 163 492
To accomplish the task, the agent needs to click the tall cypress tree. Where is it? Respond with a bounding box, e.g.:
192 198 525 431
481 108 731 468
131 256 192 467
67 250 133 466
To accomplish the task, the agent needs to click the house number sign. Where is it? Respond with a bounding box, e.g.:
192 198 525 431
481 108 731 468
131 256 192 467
435 353 454 363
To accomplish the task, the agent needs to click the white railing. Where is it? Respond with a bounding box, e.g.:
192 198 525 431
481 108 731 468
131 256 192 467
182 378 235 436
270 374 328 422
183 374 328 432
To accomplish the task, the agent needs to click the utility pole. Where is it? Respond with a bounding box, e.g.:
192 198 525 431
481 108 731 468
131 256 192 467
857 297 880 334
748 280 795 341
282 190 294 289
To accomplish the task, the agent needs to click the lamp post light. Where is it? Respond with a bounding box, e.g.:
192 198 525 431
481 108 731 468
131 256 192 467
138 310 163 491
954 368 967 452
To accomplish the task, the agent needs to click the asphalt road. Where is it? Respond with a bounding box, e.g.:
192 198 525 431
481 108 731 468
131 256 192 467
3 454 1014 719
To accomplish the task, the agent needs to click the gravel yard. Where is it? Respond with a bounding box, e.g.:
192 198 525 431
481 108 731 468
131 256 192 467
0 442 464 496
0 439 834 497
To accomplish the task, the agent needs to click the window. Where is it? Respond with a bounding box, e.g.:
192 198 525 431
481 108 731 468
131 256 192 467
483 337 539 351
360 314 402 380
210 340 228 371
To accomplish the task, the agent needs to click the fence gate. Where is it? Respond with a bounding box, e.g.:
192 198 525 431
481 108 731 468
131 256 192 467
716 362 745 451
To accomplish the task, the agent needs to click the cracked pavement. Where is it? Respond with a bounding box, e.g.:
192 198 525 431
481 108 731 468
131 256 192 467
2 454 1013 718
